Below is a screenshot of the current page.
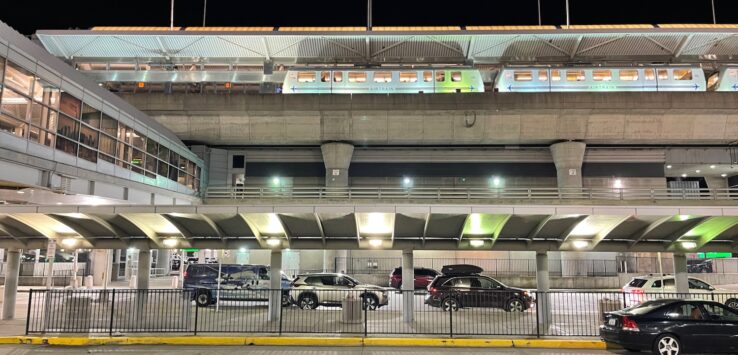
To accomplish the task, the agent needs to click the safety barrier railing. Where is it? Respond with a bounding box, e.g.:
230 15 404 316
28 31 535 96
24 289 738 337
205 186 738 202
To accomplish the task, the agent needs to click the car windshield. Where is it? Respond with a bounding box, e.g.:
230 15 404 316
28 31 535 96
344 275 360 285
623 300 674 315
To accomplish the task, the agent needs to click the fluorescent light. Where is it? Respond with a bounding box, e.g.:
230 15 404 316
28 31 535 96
163 238 178 247
613 179 623 189
239 247 247 253
266 238 281 247
16 190 24 194
681 174 687 178
666 165 672 169
710 165 716 169
681 241 697 249
721 173 728 178
695 170 701 173
368 239 383 247
272 177 280 185
403 177 412 186
61 238 78 248
469 239 485 247
678 215 690 221
572 240 589 249
492 176 501 186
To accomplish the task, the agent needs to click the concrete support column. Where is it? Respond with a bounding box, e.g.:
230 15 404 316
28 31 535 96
535 252 551 329
136 250 151 290
2 249 20 320
268 250 283 322
401 250 414 323
322 250 336 272
321 142 354 187
550 141 586 190
674 253 689 294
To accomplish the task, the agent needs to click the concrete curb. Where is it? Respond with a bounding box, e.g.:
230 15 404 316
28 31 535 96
0 336 607 349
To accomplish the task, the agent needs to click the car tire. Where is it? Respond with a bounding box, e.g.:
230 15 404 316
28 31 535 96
298 293 318 310
441 297 460 312
281 293 292 307
653 334 681 355
505 298 525 312
726 298 738 310
361 294 379 311
195 290 212 307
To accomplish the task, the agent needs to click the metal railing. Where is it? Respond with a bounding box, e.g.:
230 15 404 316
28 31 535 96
205 186 738 201
339 257 619 277
25 289 738 337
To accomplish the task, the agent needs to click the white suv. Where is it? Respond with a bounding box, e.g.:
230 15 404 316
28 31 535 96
622 274 738 309
289 273 390 310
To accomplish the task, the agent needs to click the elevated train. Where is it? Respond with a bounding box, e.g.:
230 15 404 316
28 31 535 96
283 66 738 94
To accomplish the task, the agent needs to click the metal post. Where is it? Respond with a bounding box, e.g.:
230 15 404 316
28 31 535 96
449 301 453 338
109 289 116 336
364 296 368 337
712 0 717 24
216 250 222 313
194 300 199 335
25 290 32 335
202 0 207 27
367 0 372 30
565 0 570 28
46 240 56 289
170 0 175 29
537 0 542 26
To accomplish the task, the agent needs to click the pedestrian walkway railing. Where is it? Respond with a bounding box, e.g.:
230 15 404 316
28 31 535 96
205 186 738 202
24 289 738 337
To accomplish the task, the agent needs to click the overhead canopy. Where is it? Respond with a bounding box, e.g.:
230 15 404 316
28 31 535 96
1 204 737 252
35 26 738 65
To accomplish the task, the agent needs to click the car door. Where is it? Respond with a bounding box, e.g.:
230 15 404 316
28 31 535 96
320 276 340 303
450 277 474 306
475 277 501 307
662 302 718 353
699 303 738 353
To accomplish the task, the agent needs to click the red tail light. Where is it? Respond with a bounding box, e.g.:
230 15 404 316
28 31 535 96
183 270 188 278
429 287 438 294
621 316 639 332
630 289 644 294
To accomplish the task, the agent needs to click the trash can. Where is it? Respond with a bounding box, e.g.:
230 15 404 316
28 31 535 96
598 298 623 322
341 292 362 324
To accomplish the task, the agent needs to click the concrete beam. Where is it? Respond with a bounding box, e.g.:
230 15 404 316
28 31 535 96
321 142 354 187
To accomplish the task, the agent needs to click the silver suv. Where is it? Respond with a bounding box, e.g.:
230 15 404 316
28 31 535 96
290 273 390 310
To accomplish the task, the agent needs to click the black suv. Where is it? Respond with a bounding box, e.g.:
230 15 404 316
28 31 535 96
424 264 534 312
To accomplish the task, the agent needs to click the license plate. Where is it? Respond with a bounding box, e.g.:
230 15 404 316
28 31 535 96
608 318 617 326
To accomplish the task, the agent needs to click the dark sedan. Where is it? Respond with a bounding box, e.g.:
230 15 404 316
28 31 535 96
600 299 738 355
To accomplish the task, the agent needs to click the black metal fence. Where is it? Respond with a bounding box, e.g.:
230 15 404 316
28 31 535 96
24 289 738 337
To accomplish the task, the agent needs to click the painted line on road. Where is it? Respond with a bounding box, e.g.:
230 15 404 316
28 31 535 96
0 336 607 349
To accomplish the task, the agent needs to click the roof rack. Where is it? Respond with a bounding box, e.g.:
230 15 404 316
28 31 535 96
441 264 483 275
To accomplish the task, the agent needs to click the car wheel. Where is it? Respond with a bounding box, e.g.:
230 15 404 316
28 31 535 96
361 294 379 311
298 294 318 310
653 334 681 355
726 298 738 310
505 298 525 312
195 290 212 307
281 293 292 307
441 297 460 312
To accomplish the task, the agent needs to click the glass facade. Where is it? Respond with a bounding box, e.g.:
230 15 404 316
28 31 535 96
0 56 201 192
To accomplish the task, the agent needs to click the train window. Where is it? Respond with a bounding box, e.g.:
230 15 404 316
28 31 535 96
320 71 330 82
658 69 669 80
566 70 585 81
348 72 367 83
593 70 612 81
399 72 418 83
334 72 343 82
514 71 533 81
423 71 433 82
730 69 738 78
374 72 392 83
644 69 656 80
673 69 693 81
619 70 639 81
297 72 315 83
551 70 561 81
451 72 462 82
436 71 445 82
538 71 548 81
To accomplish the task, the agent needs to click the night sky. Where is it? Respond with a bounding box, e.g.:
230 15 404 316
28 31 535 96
4 0 738 35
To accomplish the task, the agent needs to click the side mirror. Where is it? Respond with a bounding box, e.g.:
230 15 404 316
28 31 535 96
709 286 716 291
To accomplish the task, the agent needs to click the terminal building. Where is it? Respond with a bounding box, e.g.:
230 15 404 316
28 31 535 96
1 21 738 324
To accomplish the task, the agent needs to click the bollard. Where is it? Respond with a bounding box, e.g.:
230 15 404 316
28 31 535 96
84 275 94 289
129 275 137 289
341 292 362 324
171 276 179 288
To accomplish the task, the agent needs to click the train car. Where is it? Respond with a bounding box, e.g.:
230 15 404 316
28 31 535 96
282 68 484 94
495 66 706 93
708 67 738 91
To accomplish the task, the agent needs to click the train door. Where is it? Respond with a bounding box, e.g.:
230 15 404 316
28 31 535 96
643 68 658 91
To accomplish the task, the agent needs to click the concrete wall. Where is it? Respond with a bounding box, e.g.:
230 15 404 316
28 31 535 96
123 92 738 146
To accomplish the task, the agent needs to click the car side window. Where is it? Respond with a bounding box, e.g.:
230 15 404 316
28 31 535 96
701 304 738 321
665 303 704 320
689 279 712 290
478 277 501 289
258 268 270 280
336 277 352 286
320 276 337 286
304 276 323 286
651 280 662 288
452 278 471 288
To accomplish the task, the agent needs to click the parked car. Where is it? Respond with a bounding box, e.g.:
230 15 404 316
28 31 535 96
600 299 738 354
289 273 390 310
424 264 534 312
183 263 291 307
687 259 713 273
389 267 439 289
622 274 737 309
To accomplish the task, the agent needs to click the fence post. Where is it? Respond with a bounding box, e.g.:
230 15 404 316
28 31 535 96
194 300 199 335
109 289 116 337
24 290 33 335
364 294 368 337
449 303 454 338
279 291 284 335
535 291 540 338
621 291 627 308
